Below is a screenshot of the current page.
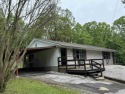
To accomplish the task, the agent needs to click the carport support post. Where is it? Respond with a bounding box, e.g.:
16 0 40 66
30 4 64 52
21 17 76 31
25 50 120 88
15 51 19 77
58 57 60 72
15 66 18 76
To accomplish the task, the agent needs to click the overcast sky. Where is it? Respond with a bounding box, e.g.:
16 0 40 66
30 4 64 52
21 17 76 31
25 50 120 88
59 0 125 25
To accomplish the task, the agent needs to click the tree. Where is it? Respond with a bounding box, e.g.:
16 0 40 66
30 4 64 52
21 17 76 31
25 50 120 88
83 21 112 47
111 16 125 64
72 23 92 45
0 0 58 92
29 7 75 42
49 10 75 42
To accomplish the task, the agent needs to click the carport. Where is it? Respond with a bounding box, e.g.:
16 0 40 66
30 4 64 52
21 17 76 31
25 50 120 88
19 46 56 72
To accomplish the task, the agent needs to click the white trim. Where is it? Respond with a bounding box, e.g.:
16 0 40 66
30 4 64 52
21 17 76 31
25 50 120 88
28 38 61 48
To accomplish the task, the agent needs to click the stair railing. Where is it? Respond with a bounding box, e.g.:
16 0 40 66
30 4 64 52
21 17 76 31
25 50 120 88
91 60 103 76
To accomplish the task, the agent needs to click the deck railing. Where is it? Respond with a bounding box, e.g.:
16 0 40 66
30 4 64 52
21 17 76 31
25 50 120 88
58 57 105 76
91 59 104 76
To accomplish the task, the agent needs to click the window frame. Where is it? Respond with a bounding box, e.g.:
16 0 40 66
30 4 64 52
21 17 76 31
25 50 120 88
102 52 110 59
73 49 86 59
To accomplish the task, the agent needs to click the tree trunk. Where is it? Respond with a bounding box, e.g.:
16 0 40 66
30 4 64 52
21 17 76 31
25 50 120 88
0 72 6 93
0 68 11 93
0 65 16 93
0 82 6 93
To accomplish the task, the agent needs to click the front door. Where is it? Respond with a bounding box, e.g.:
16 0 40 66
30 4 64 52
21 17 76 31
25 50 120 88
61 48 67 65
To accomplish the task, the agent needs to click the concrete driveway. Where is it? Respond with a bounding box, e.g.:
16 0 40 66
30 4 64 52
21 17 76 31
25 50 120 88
20 71 125 94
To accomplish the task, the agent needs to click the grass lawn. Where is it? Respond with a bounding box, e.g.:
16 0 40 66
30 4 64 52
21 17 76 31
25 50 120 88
1 78 79 94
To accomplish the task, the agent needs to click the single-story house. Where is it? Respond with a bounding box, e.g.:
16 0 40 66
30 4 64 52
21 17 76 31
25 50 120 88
23 39 116 72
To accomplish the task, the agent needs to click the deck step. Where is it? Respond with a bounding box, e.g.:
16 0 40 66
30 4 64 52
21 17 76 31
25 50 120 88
88 69 104 77
88 69 105 73
95 77 105 81
89 72 101 78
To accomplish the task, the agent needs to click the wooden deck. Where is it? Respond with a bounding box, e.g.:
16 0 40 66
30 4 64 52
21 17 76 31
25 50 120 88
66 68 105 76
58 57 105 77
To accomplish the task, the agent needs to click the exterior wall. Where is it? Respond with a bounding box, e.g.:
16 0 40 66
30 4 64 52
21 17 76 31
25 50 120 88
66 49 114 65
86 50 103 64
26 48 60 71
86 50 114 65
86 50 103 60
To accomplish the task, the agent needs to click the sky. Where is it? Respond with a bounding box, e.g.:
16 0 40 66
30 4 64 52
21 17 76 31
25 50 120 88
59 0 125 25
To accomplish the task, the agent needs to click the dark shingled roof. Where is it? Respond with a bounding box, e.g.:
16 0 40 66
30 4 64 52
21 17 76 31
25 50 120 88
33 39 117 52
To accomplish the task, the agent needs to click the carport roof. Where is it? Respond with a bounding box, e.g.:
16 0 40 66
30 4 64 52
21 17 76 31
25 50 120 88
29 39 117 52
26 46 56 54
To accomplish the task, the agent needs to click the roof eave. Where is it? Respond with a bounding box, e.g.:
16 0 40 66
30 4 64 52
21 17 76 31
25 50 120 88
57 45 117 52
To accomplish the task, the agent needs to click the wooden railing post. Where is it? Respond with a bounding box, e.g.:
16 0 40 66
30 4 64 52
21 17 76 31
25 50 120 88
75 58 76 69
66 58 67 70
58 57 60 72
100 65 103 77
89 60 91 68
91 60 93 70
83 60 87 77
102 59 105 69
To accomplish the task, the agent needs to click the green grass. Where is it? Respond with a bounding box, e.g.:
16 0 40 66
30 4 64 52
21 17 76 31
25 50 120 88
1 78 79 94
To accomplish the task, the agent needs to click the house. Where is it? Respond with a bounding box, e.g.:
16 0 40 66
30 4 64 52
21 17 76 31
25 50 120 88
23 38 116 75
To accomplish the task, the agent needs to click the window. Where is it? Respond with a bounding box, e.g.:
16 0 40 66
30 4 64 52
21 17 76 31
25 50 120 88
102 52 110 59
73 49 86 59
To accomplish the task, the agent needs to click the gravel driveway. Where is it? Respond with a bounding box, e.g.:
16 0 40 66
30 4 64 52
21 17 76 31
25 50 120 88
20 70 125 94
104 65 125 81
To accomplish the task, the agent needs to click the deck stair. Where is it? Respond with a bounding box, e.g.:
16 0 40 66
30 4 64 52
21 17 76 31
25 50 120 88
88 69 105 78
